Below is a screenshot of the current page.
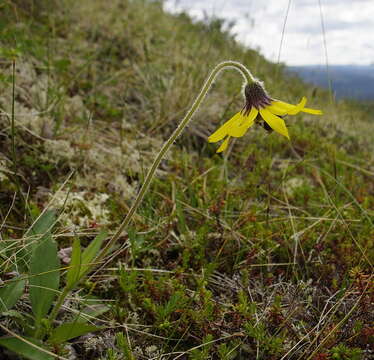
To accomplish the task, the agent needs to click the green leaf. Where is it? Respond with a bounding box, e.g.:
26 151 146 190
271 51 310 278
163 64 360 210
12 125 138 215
18 210 57 272
0 278 25 313
29 234 60 323
80 230 107 277
66 238 82 290
75 305 110 323
0 337 54 360
26 210 56 238
49 322 102 344
74 297 110 323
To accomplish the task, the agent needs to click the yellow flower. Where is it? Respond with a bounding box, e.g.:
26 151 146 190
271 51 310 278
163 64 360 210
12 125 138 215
208 81 322 153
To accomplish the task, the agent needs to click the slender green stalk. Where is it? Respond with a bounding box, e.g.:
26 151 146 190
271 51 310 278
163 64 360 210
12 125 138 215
9 60 31 218
48 61 255 323
96 61 255 263
9 60 25 203
48 288 69 325
11 60 17 179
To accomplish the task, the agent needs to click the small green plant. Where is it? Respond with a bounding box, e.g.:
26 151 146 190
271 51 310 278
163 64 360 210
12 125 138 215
330 344 363 360
190 334 214 359
115 332 136 360
217 342 239 360
244 322 284 356
0 210 105 358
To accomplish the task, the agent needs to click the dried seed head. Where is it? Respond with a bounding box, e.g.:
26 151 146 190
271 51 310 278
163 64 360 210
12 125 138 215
243 81 272 115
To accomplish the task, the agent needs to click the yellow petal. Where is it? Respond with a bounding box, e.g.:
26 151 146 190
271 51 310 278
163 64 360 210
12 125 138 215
228 107 258 137
259 108 290 139
273 99 297 110
266 103 288 116
208 112 242 143
216 136 230 153
271 97 307 115
275 98 322 116
302 107 323 115
287 97 307 115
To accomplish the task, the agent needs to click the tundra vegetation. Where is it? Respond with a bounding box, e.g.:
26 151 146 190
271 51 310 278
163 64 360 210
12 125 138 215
0 1 373 359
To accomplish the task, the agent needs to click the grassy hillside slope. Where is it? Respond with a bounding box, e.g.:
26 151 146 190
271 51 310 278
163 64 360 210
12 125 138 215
0 0 373 359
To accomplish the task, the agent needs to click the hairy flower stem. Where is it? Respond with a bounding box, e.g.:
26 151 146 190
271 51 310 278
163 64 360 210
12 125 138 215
48 62 255 324
11 60 16 173
10 61 21 197
95 61 254 263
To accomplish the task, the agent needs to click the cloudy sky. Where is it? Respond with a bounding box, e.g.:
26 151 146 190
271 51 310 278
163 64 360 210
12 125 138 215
164 0 374 66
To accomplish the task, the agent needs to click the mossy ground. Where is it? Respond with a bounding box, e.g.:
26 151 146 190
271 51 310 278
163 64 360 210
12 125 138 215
0 1 373 359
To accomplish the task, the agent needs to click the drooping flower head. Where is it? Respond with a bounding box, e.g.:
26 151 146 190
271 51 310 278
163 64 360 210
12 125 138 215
243 81 272 113
208 79 322 153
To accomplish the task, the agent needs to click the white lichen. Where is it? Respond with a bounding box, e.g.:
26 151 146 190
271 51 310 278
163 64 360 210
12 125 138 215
50 190 111 230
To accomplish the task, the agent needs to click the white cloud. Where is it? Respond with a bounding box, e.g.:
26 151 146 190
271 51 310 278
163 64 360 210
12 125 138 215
164 0 374 65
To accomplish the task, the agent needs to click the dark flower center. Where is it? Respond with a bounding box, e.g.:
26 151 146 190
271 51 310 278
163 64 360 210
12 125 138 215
243 81 272 115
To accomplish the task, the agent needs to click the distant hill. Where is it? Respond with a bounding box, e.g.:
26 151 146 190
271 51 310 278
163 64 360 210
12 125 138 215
288 65 374 100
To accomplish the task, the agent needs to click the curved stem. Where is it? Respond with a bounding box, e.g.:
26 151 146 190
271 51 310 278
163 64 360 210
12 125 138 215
47 61 255 326
95 61 255 262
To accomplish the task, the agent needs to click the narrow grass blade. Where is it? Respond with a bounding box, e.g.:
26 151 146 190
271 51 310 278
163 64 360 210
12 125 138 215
18 210 57 271
26 210 56 238
73 295 110 323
